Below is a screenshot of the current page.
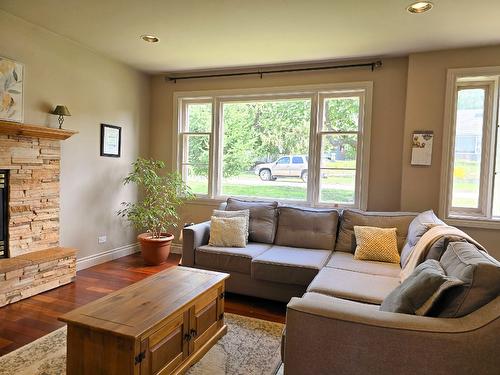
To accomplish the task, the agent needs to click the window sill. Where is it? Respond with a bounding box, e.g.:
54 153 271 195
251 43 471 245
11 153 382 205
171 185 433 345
445 216 500 230
187 195 358 209
185 197 224 206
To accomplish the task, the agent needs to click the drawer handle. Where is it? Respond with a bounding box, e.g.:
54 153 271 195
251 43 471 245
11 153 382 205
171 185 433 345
190 329 197 338
184 333 191 342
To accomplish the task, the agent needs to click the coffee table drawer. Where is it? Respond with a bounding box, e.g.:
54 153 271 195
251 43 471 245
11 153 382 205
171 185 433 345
190 285 224 353
142 311 190 374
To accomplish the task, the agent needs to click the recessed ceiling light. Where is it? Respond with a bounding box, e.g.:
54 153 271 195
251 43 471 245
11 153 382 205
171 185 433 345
141 34 160 43
407 1 433 14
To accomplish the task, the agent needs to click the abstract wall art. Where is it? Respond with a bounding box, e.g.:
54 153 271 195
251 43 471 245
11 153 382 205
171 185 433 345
0 56 24 123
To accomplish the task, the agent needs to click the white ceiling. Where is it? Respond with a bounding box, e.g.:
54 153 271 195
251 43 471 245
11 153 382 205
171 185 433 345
1 0 500 73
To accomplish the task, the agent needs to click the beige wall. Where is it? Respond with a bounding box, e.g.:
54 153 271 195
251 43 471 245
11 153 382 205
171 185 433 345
401 45 500 258
150 57 410 237
0 11 151 260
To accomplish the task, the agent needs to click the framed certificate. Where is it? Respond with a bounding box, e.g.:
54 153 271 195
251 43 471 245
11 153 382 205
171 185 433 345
100 124 121 157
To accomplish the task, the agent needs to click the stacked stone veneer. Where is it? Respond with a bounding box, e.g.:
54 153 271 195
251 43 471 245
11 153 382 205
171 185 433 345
0 134 60 256
0 133 76 307
0 247 76 307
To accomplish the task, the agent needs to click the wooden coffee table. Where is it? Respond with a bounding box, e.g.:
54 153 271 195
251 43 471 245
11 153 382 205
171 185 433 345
59 266 229 375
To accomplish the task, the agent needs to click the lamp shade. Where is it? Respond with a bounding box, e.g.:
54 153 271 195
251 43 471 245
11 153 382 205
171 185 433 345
52 105 71 116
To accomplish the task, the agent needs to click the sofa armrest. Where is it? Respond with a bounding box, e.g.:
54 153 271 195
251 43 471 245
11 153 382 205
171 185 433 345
284 293 500 375
181 221 210 267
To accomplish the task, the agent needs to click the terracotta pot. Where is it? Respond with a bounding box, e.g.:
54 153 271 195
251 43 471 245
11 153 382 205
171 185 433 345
137 232 174 266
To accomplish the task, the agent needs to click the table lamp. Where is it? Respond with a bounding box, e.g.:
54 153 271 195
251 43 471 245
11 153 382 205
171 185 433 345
52 105 71 129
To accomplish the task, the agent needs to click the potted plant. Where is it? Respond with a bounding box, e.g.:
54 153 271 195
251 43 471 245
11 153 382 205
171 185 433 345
118 158 195 265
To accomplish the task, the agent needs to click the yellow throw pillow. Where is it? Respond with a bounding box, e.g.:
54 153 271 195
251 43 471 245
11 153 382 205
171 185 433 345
209 216 247 247
354 226 400 263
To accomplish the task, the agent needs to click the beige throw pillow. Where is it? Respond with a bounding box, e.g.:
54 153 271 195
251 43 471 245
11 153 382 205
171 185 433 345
354 226 400 264
212 209 249 243
209 216 247 247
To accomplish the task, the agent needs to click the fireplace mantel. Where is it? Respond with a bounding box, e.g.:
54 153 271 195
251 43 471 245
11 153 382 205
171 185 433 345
0 120 78 140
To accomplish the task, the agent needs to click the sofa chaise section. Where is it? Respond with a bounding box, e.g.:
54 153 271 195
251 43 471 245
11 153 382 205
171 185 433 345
285 292 500 375
307 267 400 304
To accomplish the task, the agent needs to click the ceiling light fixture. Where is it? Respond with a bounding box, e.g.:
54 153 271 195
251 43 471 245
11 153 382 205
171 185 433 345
141 34 160 43
406 1 433 14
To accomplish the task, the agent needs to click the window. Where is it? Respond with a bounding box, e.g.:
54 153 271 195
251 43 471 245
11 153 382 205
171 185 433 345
442 68 500 224
179 101 212 195
175 83 372 208
220 98 311 201
318 95 362 205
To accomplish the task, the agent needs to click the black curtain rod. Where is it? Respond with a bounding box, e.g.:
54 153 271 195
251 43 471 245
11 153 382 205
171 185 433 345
166 60 382 82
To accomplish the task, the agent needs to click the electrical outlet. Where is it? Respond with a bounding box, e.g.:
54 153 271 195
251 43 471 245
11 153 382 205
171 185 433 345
98 235 107 244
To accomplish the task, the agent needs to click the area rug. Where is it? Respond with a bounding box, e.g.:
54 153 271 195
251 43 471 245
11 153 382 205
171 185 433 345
0 313 283 375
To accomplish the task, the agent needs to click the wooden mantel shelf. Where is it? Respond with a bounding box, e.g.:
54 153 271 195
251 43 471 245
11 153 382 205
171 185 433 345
0 120 78 140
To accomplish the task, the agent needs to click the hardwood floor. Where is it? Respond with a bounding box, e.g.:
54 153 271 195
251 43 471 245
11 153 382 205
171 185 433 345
0 253 286 356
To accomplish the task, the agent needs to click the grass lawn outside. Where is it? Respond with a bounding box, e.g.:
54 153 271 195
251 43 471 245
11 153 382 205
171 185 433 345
187 171 355 203
452 159 481 207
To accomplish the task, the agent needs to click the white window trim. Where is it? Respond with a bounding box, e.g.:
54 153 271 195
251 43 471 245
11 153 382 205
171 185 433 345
440 66 500 228
173 82 373 209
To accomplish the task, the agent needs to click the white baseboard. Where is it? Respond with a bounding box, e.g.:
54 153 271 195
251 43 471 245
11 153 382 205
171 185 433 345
171 242 182 254
76 242 141 271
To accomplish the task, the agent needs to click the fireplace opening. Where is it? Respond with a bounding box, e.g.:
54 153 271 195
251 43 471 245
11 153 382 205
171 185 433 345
0 170 8 259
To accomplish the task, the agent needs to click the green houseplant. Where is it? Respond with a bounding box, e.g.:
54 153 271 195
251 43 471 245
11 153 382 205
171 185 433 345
118 158 195 265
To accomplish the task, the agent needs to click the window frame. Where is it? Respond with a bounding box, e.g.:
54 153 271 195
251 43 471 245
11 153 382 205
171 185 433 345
440 67 500 228
177 98 215 198
173 82 373 209
316 92 365 207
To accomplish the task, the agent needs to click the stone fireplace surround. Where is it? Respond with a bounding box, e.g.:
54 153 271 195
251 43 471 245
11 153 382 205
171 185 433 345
0 121 78 307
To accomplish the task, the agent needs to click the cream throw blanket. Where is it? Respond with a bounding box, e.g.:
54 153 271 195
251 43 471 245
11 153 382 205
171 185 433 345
400 225 485 281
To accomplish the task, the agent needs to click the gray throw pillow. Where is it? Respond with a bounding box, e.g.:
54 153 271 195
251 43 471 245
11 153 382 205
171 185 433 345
225 198 278 244
213 209 250 243
400 210 445 267
425 236 466 261
380 260 463 315
431 242 500 317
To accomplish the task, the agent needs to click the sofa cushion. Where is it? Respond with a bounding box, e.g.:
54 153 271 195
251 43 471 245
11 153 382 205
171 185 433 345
252 246 331 286
353 226 400 264
274 206 339 250
226 198 278 244
430 242 500 317
380 260 464 315
307 267 400 304
325 252 401 278
400 210 445 267
336 210 416 254
196 242 271 274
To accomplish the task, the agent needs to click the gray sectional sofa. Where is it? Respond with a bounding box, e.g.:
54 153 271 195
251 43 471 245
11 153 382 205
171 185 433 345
182 198 500 375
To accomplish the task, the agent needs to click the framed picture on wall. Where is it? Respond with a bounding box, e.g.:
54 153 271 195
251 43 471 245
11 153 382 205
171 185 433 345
0 56 24 123
100 124 121 157
411 131 434 166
